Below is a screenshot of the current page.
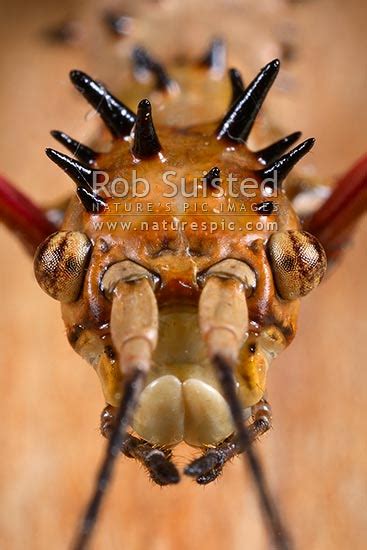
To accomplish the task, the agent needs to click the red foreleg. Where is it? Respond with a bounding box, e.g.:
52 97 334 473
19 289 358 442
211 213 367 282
0 174 57 256
305 154 367 267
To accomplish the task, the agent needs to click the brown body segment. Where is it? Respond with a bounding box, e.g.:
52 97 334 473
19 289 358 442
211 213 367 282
37 55 325 452
59 117 302 411
29 46 331 550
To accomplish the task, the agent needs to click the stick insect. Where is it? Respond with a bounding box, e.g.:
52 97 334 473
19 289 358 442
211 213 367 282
2 11 365 547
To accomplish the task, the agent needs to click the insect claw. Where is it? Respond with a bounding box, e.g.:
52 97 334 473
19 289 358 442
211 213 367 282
50 130 98 165
259 137 316 190
132 99 162 159
69 70 136 137
187 458 224 485
256 131 302 164
100 407 179 485
228 67 245 106
216 59 280 142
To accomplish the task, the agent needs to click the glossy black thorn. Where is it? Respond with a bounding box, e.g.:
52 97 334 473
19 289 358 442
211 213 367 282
255 201 274 215
45 148 94 187
216 59 280 142
132 47 174 92
201 38 226 75
76 186 107 213
229 68 245 106
69 70 136 138
132 99 162 159
204 167 221 188
50 130 97 165
259 137 315 190
256 131 302 164
45 148 106 213
103 11 131 37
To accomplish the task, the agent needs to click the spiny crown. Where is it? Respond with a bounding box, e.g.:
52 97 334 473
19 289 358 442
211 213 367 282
46 43 315 213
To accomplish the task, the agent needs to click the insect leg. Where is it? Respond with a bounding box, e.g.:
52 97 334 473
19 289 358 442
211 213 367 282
305 153 367 267
185 399 272 485
101 405 180 486
199 273 293 550
0 173 56 254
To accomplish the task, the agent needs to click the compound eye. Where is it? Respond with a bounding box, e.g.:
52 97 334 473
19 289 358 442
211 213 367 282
34 231 92 302
267 230 327 300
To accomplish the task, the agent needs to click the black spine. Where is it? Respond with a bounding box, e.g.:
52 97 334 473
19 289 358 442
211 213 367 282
216 59 280 142
204 167 221 188
45 148 106 212
132 99 162 159
132 47 174 92
255 201 274 215
50 130 97 165
228 68 245 106
201 38 226 75
259 138 315 190
256 132 302 164
69 70 136 138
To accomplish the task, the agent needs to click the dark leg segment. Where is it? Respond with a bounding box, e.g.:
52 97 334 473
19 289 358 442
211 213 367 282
101 405 180 486
185 399 272 484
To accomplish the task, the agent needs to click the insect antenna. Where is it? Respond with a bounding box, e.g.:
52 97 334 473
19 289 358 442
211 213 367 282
72 368 146 550
73 265 159 549
212 353 293 550
199 271 293 550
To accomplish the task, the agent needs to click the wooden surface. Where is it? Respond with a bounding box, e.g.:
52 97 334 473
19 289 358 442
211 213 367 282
0 1 366 549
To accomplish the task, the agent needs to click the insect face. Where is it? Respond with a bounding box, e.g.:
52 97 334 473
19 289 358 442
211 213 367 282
33 57 328 466
31 54 329 549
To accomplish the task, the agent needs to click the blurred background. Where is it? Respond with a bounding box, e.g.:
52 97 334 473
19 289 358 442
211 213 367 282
0 0 366 548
